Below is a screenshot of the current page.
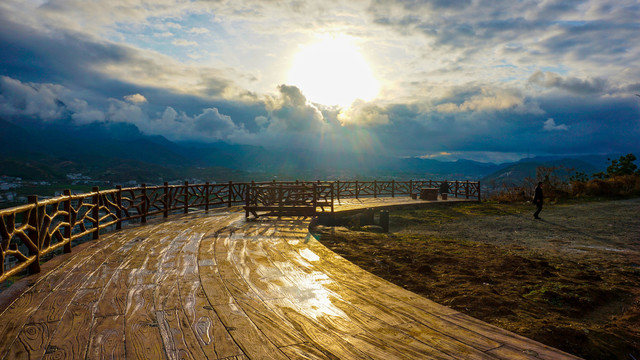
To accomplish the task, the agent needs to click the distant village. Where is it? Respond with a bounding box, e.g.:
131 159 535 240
0 174 208 207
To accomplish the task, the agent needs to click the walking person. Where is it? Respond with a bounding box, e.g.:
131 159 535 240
533 182 543 219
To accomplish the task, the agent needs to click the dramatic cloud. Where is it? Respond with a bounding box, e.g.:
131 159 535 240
261 85 327 132
337 100 389 126
528 71 609 95
0 0 638 160
107 100 245 141
0 76 104 123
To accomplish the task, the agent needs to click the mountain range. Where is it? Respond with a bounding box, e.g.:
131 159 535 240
0 117 623 184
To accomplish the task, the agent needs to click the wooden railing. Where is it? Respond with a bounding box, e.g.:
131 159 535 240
1 179 479 284
244 182 334 218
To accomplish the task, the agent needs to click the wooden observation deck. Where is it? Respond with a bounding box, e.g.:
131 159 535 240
0 180 581 359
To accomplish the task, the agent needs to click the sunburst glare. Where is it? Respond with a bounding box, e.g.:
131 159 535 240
287 35 379 107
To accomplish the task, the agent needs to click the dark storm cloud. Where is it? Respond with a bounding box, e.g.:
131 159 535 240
370 93 640 157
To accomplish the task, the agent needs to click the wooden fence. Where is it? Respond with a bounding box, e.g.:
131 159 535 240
1 179 479 284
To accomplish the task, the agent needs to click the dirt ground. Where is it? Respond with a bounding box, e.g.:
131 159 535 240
311 198 640 360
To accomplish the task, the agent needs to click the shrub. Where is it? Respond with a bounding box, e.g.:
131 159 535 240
584 175 640 197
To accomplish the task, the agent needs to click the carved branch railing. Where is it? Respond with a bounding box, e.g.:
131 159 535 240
1 179 479 283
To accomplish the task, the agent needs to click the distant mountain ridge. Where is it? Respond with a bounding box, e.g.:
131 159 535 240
0 117 619 183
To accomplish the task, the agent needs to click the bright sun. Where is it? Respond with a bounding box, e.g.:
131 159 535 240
287 36 379 107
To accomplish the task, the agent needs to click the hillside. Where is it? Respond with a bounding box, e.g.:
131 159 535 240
481 157 601 188
0 117 621 183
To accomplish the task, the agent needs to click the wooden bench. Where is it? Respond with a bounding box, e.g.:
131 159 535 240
244 183 333 218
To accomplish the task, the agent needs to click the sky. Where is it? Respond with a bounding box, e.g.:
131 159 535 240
1 0 639 164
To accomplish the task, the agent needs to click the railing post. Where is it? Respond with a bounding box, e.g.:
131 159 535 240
116 185 122 230
466 180 470 199
92 187 100 239
245 183 251 218
63 190 72 253
478 181 482 202
313 183 318 215
205 182 210 212
184 181 189 214
228 181 233 207
455 181 459 198
355 180 359 199
392 180 395 197
409 180 413 198
374 180 377 198
141 184 147 224
163 182 169 218
330 182 335 213
336 180 340 202
27 195 41 274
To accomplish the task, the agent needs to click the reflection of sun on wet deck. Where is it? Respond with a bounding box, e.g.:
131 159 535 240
0 203 581 359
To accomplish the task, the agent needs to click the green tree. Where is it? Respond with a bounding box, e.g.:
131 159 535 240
604 153 638 177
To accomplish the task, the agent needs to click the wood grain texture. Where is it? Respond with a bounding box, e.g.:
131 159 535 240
213 303 289 360
43 288 101 359
0 206 581 360
86 315 125 360
5 321 57 360
124 284 164 359
157 309 206 360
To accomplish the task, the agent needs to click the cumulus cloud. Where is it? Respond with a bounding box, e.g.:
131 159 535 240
261 85 326 132
0 76 67 121
528 70 609 95
543 118 568 131
435 89 542 114
0 75 104 123
337 100 389 126
123 93 147 103
107 99 245 141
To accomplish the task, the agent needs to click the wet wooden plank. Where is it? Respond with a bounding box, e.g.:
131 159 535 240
125 284 164 359
199 263 234 306
392 321 497 359
445 313 581 359
179 279 243 359
270 302 371 360
157 309 206 360
234 298 305 347
487 344 553 360
345 329 456 360
86 315 125 360
43 288 101 359
156 276 181 311
213 303 288 360
321 291 493 360
95 269 128 317
5 321 58 359
199 234 234 306
0 290 46 356
83 263 114 289
278 342 334 360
